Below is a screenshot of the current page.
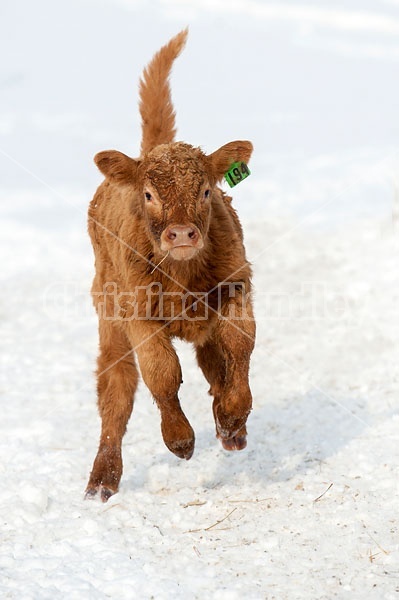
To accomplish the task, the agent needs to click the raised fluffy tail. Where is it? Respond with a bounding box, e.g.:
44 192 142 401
139 28 188 156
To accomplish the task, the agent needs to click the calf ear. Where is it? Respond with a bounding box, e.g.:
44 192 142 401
207 141 253 183
94 150 140 185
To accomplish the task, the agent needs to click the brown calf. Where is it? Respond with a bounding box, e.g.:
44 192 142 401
85 29 256 501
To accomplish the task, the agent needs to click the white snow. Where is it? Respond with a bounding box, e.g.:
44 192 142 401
1 0 398 598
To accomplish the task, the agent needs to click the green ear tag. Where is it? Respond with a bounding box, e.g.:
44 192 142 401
224 162 251 188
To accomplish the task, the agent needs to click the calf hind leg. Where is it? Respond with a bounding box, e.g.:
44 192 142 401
85 322 138 502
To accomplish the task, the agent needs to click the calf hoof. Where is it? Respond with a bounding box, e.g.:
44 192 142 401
215 413 248 442
164 435 195 460
216 421 247 452
85 445 122 502
161 413 195 460
85 484 116 503
219 434 247 451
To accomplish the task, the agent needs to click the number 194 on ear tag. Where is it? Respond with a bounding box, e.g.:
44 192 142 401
224 162 251 188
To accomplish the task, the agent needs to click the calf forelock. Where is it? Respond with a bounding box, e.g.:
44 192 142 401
144 143 209 206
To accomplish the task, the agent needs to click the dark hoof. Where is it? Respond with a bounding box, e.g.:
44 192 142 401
166 437 195 460
84 485 116 503
219 435 247 451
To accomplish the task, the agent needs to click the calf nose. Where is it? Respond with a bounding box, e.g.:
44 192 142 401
165 225 199 246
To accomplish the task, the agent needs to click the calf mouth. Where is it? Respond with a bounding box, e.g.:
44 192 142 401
169 245 200 261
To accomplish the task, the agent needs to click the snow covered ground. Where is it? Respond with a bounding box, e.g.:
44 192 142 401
1 0 399 598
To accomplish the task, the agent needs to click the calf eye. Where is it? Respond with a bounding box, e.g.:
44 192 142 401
144 192 152 202
204 189 210 199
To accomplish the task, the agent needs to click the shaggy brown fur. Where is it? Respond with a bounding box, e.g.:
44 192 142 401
85 29 256 502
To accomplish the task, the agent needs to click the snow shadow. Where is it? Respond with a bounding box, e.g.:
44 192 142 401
121 388 369 494
201 389 369 489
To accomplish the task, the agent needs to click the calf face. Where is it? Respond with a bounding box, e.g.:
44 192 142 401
94 140 252 262
144 144 210 261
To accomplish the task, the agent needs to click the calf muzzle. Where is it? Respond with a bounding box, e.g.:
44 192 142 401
161 223 204 260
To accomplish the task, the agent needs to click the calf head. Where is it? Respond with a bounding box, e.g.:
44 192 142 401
94 140 252 261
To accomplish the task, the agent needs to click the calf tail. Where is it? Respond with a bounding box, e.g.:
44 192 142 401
139 28 188 155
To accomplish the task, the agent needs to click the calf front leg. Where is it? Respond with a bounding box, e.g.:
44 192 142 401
198 293 255 450
85 322 138 502
128 323 195 460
